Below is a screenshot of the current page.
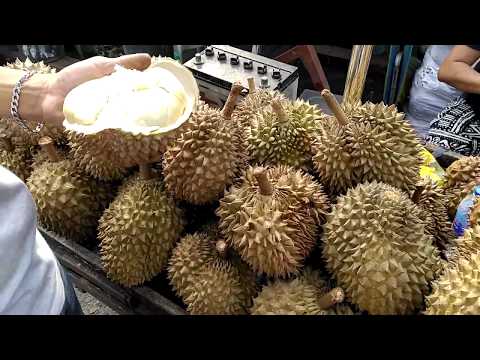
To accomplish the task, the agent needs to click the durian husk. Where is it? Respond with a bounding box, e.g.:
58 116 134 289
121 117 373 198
163 87 248 205
446 225 480 264
0 142 35 181
250 268 354 315
413 178 455 251
168 230 257 315
68 134 130 181
322 181 442 315
425 250 480 315
233 87 287 128
470 198 480 226
217 165 330 278
99 174 185 287
313 97 422 195
6 58 56 73
248 99 326 170
27 155 114 244
443 157 480 218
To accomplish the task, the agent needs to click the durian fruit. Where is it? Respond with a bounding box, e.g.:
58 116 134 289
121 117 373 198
250 268 350 315
1 59 65 149
322 181 442 315
62 57 199 169
99 164 185 287
446 225 480 263
313 90 422 195
412 179 455 251
443 157 480 217
233 77 287 128
26 137 114 244
0 138 34 181
217 165 330 278
168 230 257 314
163 83 248 205
248 99 325 170
425 251 480 315
68 136 129 181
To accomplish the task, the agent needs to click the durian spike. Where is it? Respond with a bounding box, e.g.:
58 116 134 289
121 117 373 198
222 82 243 120
271 100 288 123
317 287 345 310
321 89 348 126
216 240 228 258
38 136 60 162
247 77 256 93
139 163 154 180
1 137 14 152
253 167 273 196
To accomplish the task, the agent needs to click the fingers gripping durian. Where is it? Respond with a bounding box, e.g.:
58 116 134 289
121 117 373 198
99 164 185 287
168 231 257 315
163 83 248 205
313 90 422 195
248 98 325 170
322 182 442 315
217 165 330 278
26 137 114 244
62 57 199 169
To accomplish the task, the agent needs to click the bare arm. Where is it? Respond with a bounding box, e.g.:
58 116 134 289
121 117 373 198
0 54 151 127
438 45 480 94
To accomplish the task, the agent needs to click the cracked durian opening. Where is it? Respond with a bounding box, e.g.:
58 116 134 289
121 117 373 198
63 60 199 136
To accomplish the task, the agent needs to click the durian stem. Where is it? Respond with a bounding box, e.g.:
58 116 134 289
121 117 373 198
247 77 256 93
271 100 288 123
317 287 345 310
216 240 228 258
139 163 154 180
38 136 60 162
1 137 14 152
411 186 424 204
253 167 273 196
222 82 243 120
321 89 348 126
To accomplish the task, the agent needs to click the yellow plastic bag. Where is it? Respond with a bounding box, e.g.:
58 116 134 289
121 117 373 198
419 147 446 186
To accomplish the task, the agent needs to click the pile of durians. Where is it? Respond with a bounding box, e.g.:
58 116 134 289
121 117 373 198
3 58 480 315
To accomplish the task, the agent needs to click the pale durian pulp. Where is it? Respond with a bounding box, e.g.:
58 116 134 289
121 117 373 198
63 65 191 135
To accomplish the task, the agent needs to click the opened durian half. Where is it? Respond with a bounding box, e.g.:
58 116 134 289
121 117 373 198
63 57 199 169
313 90 422 195
217 165 329 278
168 230 257 315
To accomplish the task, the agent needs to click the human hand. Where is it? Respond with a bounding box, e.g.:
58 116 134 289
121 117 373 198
41 54 151 128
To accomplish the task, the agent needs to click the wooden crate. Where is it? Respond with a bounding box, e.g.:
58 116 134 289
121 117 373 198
39 227 187 315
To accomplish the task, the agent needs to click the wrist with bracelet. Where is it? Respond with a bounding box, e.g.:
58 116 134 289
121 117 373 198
10 71 44 134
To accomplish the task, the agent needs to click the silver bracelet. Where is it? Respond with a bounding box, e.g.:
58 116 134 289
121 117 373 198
10 71 44 133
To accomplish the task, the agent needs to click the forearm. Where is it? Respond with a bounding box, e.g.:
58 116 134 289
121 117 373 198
0 68 53 123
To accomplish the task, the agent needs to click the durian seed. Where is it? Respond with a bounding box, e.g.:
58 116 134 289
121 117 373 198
321 89 348 126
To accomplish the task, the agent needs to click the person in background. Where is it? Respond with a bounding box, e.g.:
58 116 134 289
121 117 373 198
426 45 480 155
0 53 151 315
405 45 463 138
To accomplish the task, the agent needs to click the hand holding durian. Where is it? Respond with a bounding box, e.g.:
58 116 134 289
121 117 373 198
4 55 480 315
